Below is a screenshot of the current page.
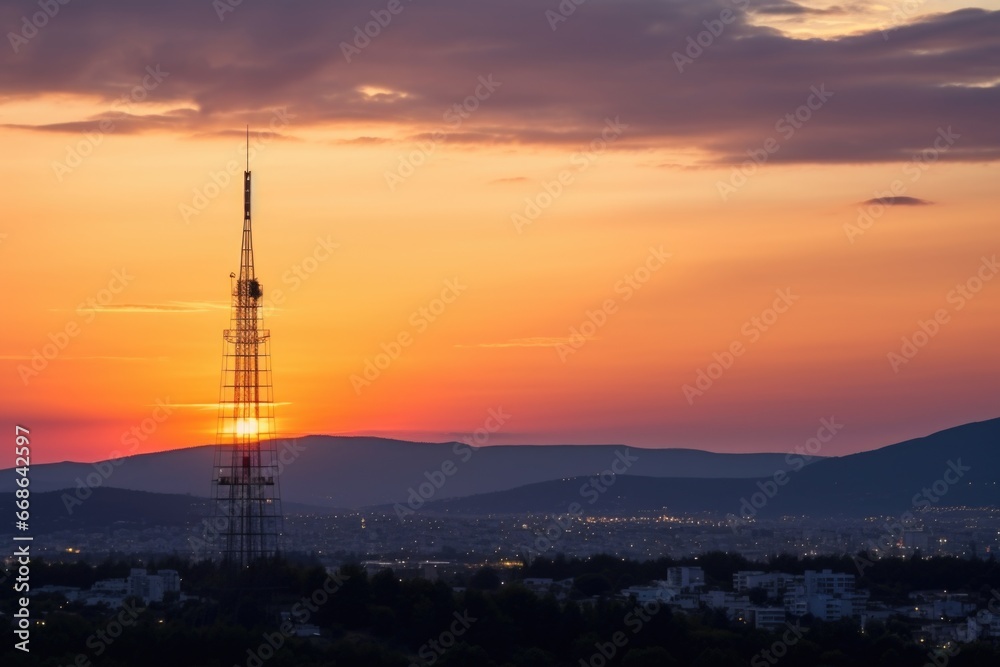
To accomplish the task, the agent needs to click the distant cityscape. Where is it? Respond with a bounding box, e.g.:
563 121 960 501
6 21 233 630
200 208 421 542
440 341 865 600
18 557 1000 652
8 506 996 566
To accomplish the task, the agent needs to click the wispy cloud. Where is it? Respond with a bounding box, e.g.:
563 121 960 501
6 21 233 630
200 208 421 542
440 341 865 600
191 128 297 141
168 401 293 411
50 301 228 314
860 196 934 206
489 176 530 185
2 111 192 135
457 336 599 349
331 136 393 145
750 0 851 17
0 355 159 362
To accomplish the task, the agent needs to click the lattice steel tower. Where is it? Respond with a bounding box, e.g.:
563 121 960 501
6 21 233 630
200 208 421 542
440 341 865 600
211 134 282 568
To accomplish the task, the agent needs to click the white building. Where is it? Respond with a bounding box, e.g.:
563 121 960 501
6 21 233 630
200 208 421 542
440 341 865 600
733 571 797 598
84 568 182 607
804 592 867 621
666 567 704 591
127 568 166 603
734 571 766 592
622 584 677 603
85 579 127 607
751 570 868 622
749 607 786 630
803 569 855 596
159 570 181 594
734 568 862 621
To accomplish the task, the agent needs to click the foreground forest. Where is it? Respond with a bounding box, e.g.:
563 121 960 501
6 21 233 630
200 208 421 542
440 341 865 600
2 552 999 667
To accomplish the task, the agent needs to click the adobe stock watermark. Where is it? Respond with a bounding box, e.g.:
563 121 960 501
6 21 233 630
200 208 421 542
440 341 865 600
716 84 833 201
544 0 590 31
854 459 971 575
727 417 843 531
394 407 511 520
62 398 174 514
556 246 671 362
212 0 248 21
52 66 170 182
682 288 799 404
384 74 501 191
957 590 1000 658
843 126 959 243
922 641 960 667
280 236 339 292
409 610 477 667
887 255 997 373
511 116 628 233
750 621 805 667
70 601 144 665
238 570 349 667
879 0 926 41
180 108 295 223
579 599 662 667
257 235 340 319
520 449 638 560
350 278 466 395
672 0 751 73
7 0 72 54
17 268 134 385
340 0 415 63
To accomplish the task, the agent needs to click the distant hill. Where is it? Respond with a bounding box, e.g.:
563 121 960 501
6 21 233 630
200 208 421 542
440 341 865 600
1 487 208 534
0 487 331 535
421 418 1000 517
4 418 996 517
0 437 802 509
2 419 997 534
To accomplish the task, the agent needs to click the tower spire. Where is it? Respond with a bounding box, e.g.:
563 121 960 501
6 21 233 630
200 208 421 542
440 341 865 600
210 128 282 569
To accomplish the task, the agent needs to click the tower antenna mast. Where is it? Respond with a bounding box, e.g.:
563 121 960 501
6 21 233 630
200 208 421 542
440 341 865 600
210 126 283 569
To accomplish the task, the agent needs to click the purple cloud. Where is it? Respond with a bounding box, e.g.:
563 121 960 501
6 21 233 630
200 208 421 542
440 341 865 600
0 0 996 165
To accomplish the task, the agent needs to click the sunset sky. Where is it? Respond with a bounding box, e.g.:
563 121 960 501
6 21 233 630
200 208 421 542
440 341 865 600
2 0 998 463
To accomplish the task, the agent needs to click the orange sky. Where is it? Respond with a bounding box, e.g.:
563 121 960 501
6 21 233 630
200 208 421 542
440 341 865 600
1 0 999 463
